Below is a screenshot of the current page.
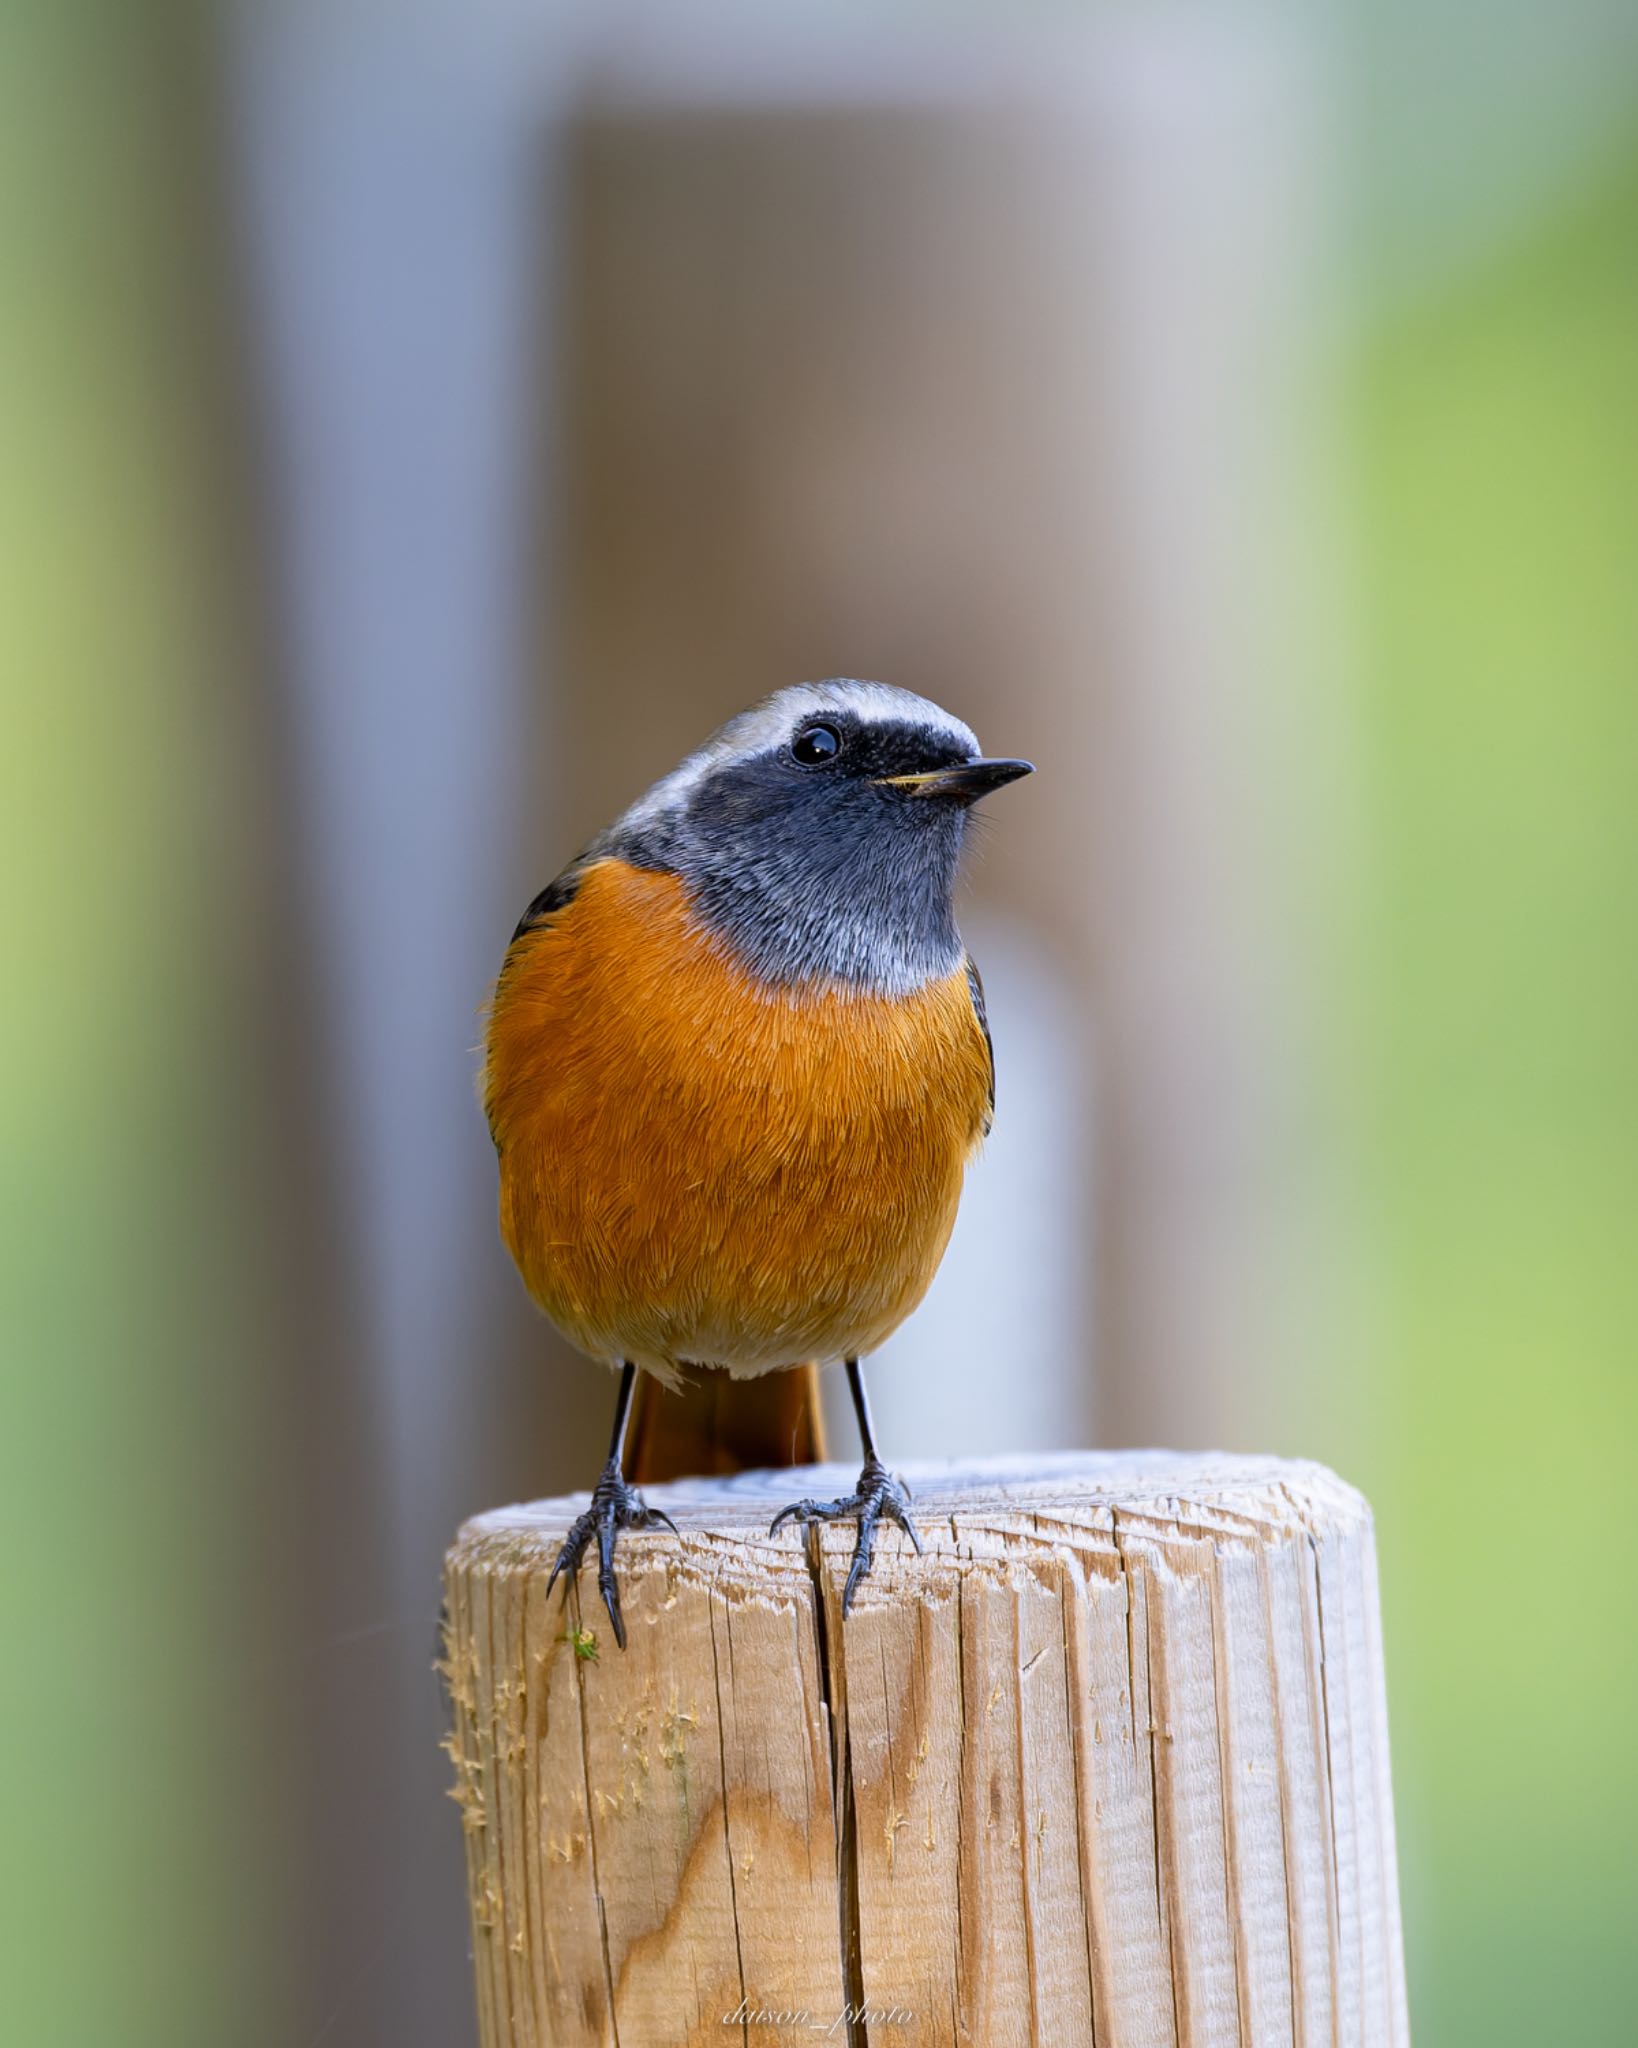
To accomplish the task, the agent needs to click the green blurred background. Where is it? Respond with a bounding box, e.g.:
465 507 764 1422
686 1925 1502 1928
4 2 1634 2043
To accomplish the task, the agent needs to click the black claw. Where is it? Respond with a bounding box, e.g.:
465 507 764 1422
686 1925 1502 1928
768 1457 922 1612
546 1460 673 1650
769 1497 838 1535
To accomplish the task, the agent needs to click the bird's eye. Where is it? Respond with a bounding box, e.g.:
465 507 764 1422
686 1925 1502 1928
791 721 843 766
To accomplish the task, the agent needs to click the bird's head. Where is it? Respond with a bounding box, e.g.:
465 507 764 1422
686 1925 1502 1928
607 679 1033 994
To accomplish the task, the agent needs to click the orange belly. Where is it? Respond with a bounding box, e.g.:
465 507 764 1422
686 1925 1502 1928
483 859 992 1382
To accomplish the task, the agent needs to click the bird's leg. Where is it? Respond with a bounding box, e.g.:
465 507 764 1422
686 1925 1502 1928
545 1362 677 1650
769 1357 922 1612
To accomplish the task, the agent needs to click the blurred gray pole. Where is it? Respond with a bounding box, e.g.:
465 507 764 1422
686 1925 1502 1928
228 6 575 2043
232 0 555 1578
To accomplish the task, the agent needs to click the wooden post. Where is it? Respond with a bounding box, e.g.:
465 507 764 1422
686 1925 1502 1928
443 1453 1408 2047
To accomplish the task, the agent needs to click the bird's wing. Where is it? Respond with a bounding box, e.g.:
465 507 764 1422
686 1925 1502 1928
508 855 593 942
966 954 995 1132
483 852 600 1150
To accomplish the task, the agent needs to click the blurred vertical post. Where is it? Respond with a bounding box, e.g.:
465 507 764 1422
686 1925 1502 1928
227 5 584 2044
545 16 1349 1455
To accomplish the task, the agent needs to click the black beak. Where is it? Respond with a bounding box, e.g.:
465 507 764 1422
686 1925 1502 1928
878 757 1036 803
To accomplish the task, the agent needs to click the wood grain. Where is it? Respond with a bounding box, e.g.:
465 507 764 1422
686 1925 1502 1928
443 1453 1409 2047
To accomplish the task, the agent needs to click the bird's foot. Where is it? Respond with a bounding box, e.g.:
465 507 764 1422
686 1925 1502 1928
546 1460 677 1651
769 1457 923 1612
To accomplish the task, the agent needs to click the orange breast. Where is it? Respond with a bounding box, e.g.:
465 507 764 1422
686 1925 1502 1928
483 859 992 1381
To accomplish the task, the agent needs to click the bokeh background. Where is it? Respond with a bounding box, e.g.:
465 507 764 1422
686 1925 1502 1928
5 2 1636 2043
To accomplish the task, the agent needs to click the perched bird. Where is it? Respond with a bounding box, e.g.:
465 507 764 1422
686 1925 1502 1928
482 679 1032 1643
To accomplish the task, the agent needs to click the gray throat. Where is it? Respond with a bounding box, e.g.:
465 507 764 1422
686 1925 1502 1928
615 789 969 997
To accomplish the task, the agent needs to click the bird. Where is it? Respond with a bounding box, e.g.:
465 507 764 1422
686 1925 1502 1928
482 678 1033 1645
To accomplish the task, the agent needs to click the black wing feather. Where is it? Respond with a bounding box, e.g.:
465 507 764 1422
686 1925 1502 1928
966 955 995 1130
509 860 589 943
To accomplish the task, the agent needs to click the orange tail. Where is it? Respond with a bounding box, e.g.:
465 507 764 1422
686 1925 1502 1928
627 1363 827 1484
